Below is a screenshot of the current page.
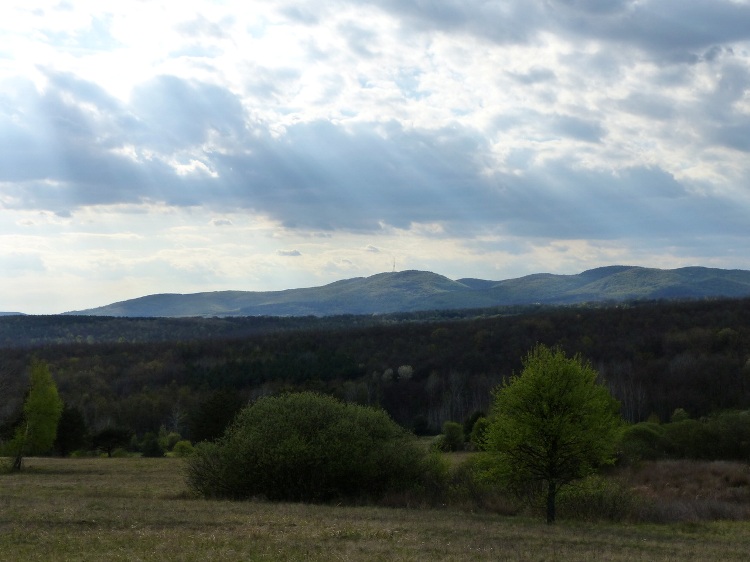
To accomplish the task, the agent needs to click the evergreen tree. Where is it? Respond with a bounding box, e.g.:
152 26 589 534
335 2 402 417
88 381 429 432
53 405 88 457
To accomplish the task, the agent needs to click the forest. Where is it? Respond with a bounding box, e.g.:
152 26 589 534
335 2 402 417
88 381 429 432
2 297 750 449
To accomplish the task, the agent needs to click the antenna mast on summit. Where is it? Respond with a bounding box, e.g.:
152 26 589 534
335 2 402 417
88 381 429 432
392 257 396 273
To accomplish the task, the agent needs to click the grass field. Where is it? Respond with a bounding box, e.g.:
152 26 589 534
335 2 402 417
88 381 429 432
2 457 750 561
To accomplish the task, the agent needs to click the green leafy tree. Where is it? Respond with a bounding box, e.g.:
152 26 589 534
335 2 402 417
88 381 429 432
7 361 63 471
485 345 621 523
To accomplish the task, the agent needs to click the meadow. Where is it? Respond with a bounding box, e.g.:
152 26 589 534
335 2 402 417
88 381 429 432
2 457 750 561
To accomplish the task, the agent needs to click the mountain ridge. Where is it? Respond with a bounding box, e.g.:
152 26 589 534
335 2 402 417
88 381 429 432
63 265 750 318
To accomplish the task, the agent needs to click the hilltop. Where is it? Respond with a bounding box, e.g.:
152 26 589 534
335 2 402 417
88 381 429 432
64 265 750 317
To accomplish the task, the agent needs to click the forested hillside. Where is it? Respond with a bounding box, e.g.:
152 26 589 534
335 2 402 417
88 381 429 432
2 298 750 444
65 266 750 317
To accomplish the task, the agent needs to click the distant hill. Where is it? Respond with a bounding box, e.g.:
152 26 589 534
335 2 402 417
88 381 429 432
0 312 24 316
65 266 750 318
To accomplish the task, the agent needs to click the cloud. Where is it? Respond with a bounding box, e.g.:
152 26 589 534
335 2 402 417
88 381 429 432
0 253 46 276
176 15 232 40
506 67 557 85
3 0 750 314
370 0 750 65
2 67 748 246
374 0 542 44
277 249 302 257
552 1 750 60
550 115 605 143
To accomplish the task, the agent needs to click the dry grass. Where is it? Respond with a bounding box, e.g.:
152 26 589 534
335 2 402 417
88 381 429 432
618 460 750 522
2 457 750 561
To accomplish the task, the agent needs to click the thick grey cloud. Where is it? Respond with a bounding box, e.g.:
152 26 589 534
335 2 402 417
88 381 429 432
550 0 750 60
130 75 247 150
2 68 748 247
490 161 750 241
617 93 676 121
374 0 543 44
550 115 605 143
506 68 557 86
214 119 500 230
0 74 157 209
372 0 750 62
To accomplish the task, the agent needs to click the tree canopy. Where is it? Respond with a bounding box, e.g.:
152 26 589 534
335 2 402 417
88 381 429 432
485 345 622 523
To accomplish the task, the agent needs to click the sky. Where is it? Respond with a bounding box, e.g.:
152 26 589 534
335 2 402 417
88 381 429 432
2 1 750 314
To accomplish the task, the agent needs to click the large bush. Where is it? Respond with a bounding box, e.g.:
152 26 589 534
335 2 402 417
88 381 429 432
619 422 666 462
620 410 750 462
433 421 464 452
186 392 444 503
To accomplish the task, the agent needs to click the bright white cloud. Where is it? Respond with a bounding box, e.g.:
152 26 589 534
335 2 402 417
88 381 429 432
2 0 750 313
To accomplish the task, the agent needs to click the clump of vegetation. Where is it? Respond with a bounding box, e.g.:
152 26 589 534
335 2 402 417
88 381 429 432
171 440 194 457
556 475 642 522
619 421 666 462
186 392 446 503
469 416 490 450
433 421 465 452
620 409 750 464
140 432 165 458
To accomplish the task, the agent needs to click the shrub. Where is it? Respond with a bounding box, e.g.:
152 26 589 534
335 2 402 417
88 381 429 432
619 422 667 463
448 454 521 515
172 440 195 457
557 475 641 522
671 408 690 423
710 411 750 460
470 417 490 451
463 411 485 441
165 431 183 451
662 419 708 459
186 392 443 503
434 421 464 452
141 432 164 458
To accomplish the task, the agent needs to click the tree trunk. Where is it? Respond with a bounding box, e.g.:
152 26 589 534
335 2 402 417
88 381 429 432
11 421 29 472
546 481 557 524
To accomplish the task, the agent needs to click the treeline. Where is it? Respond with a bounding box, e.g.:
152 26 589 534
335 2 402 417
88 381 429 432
2 298 750 445
0 304 550 348
0 314 333 348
